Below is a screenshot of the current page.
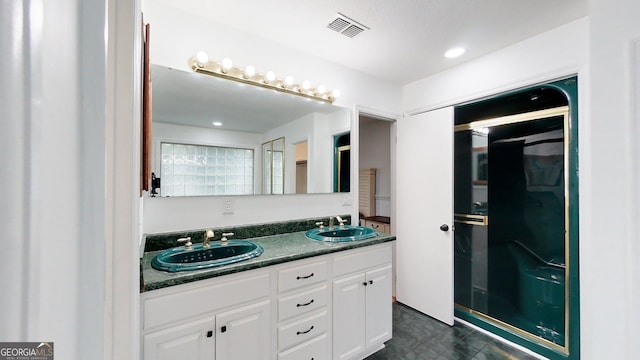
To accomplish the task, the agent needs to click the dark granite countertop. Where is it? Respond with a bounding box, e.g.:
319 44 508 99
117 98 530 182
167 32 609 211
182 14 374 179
141 230 396 292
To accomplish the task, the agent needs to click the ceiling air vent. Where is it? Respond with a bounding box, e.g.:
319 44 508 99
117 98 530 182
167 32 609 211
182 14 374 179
327 12 369 38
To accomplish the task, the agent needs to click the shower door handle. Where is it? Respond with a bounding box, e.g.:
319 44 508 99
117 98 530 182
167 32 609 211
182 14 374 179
439 224 449 232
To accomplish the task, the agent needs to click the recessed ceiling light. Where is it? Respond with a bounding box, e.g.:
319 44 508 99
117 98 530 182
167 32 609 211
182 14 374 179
444 47 466 58
212 121 223 127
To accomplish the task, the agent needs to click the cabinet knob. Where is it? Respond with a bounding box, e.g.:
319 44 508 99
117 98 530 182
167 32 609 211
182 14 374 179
440 224 449 232
369 280 373 285
221 325 227 333
206 330 213 338
362 282 368 286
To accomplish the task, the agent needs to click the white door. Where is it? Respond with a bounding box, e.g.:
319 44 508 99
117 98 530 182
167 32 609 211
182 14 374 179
215 300 271 360
365 264 393 347
143 317 215 360
396 107 454 325
333 273 366 360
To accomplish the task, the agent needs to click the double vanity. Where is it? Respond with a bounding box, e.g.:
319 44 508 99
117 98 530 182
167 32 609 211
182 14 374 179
140 217 396 360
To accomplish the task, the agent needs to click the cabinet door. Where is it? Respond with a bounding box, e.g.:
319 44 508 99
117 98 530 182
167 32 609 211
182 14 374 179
333 273 366 360
143 317 214 360
365 264 392 347
216 300 271 360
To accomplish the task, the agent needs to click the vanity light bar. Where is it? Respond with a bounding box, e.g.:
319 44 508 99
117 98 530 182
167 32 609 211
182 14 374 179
188 54 339 104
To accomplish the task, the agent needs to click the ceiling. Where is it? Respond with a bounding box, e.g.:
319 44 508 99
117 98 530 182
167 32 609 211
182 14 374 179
154 0 588 85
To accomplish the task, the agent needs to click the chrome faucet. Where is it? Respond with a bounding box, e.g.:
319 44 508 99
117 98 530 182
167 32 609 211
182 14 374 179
221 232 234 244
329 217 335 228
335 216 346 227
177 237 193 250
203 229 214 248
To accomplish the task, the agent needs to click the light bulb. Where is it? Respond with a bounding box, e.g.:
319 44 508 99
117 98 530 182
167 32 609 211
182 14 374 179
212 121 222 127
244 65 256 78
195 51 209 67
301 80 311 90
331 89 341 98
316 85 326 95
266 71 276 82
284 76 294 87
221 57 233 72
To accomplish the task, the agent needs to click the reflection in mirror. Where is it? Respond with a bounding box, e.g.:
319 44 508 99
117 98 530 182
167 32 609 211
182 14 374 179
295 141 308 194
150 64 351 196
334 133 351 192
262 137 285 194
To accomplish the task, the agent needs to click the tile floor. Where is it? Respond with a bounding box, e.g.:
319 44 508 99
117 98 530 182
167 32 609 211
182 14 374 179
365 302 542 360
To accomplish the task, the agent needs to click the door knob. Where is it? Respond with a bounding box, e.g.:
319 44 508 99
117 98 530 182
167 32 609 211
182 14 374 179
440 224 449 232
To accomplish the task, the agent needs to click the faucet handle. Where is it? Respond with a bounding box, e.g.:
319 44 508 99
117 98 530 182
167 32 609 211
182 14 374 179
221 232 234 244
177 237 193 250
315 221 324 230
336 216 346 227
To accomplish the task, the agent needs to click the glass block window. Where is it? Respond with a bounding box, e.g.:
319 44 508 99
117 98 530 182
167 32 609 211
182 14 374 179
160 142 254 196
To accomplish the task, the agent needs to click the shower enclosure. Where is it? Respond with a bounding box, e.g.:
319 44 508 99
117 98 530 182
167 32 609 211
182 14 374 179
453 78 579 359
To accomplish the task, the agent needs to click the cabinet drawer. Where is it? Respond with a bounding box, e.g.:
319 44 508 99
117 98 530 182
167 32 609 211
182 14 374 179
278 333 328 360
333 244 392 277
143 272 269 330
278 260 327 293
278 310 328 351
364 220 390 233
278 285 327 322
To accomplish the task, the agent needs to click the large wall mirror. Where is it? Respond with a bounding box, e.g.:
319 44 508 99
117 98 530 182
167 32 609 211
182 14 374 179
150 64 351 197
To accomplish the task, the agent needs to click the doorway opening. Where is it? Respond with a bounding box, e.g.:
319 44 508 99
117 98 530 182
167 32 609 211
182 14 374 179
359 114 394 232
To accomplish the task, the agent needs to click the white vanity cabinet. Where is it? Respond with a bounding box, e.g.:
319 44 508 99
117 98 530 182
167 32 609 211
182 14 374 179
332 245 393 360
215 300 271 360
143 317 214 360
141 241 394 360
141 271 271 360
276 259 330 360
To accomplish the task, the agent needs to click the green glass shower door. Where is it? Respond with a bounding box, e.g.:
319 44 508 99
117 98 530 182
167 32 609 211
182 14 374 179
454 108 569 351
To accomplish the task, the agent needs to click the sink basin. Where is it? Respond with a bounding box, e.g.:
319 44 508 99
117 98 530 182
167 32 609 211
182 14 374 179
151 240 264 272
305 225 378 242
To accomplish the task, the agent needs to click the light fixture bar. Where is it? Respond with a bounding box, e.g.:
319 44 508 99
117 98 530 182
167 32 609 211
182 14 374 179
188 55 338 104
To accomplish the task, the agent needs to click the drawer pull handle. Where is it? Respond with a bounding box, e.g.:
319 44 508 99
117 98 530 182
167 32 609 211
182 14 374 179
296 299 315 307
296 325 314 335
296 273 314 280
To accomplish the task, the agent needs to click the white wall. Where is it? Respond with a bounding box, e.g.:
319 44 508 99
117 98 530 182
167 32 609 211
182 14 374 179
583 0 640 358
144 193 353 234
